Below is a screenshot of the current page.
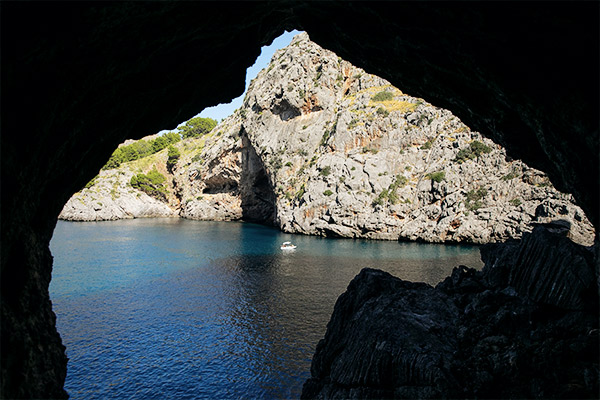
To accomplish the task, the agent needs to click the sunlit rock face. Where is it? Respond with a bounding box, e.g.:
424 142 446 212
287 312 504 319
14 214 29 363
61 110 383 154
238 33 594 244
60 33 595 246
2 2 597 398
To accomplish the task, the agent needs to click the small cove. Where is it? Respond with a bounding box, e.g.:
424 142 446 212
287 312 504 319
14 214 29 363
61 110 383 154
50 218 483 399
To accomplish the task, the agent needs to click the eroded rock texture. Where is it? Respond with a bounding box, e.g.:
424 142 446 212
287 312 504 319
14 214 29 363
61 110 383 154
238 34 595 244
303 225 599 399
2 2 598 398
302 269 461 399
58 165 177 221
60 34 595 246
481 221 598 310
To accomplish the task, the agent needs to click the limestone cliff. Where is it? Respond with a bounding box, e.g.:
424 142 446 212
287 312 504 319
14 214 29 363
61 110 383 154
60 33 595 246
59 135 178 221
238 33 593 245
59 171 176 221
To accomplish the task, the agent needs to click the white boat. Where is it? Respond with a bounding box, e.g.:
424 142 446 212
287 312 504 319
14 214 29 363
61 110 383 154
280 241 297 250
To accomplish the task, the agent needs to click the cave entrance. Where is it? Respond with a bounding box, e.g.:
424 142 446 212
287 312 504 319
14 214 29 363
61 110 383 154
4 3 596 400
239 130 276 225
46 30 311 399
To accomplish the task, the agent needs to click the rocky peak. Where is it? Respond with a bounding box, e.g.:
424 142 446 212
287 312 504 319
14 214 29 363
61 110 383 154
244 32 387 123
60 33 596 246
236 34 594 245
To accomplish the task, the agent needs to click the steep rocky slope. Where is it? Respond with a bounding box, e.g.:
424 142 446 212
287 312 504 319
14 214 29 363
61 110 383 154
238 33 593 244
58 161 176 221
62 33 594 246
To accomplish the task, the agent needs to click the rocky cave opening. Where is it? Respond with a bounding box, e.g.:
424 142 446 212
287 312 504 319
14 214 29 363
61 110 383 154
239 131 277 225
2 2 598 399
272 98 302 121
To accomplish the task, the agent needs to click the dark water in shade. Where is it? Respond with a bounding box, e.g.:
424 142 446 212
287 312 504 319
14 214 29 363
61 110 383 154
50 218 483 400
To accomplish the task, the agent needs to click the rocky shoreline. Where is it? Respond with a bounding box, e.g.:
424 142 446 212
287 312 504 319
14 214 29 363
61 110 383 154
301 223 599 398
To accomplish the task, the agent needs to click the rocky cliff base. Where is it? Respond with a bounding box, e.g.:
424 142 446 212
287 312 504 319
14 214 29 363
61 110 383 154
59 168 176 221
302 224 599 399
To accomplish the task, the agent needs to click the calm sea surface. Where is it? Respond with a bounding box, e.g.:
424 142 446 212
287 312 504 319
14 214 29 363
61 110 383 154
50 218 483 399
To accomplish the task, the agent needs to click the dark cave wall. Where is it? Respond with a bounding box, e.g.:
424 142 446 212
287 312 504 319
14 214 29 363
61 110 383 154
1 2 598 398
2 4 291 397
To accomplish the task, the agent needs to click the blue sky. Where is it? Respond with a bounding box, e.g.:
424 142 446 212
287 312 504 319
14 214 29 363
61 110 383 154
194 30 303 123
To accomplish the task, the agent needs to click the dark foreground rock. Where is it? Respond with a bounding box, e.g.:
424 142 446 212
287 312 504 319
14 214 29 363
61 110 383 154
302 224 599 399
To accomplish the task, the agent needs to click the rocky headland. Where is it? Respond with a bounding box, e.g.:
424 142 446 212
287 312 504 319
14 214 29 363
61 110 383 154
301 223 599 398
60 33 595 246
58 166 176 221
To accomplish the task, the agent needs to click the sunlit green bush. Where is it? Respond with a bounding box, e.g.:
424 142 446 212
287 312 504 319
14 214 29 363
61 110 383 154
372 91 394 102
130 168 168 201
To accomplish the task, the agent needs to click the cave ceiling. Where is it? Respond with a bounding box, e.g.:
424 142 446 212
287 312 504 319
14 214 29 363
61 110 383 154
3 2 597 233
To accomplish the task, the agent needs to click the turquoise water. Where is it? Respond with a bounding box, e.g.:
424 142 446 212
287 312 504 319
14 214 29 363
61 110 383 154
50 218 483 399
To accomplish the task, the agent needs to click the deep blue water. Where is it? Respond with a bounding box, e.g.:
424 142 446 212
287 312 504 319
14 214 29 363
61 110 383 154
50 218 483 399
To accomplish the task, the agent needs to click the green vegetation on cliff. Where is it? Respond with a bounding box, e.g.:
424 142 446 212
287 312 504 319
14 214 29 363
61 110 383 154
166 145 180 172
103 131 181 170
83 175 99 189
454 140 492 164
130 168 168 201
372 175 409 207
178 117 218 139
465 187 487 211
371 90 394 102
426 171 446 183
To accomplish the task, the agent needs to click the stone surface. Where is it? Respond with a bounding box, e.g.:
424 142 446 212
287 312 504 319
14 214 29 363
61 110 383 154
303 225 599 399
481 223 598 310
60 34 595 248
2 3 598 398
59 168 176 221
302 269 461 399
239 34 595 245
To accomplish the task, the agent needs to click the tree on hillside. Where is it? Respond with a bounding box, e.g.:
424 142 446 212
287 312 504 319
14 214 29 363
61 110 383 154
151 136 168 153
178 117 217 139
130 168 168 201
120 145 139 162
166 145 180 172
130 140 153 159
150 132 181 153
102 132 182 170
163 131 181 144
103 149 123 169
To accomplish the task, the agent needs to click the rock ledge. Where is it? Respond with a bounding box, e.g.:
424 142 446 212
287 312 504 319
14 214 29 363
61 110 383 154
302 225 599 399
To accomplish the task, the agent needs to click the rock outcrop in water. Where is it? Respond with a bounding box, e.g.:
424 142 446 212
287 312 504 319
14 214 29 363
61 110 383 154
60 33 595 246
302 224 599 399
58 164 176 221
